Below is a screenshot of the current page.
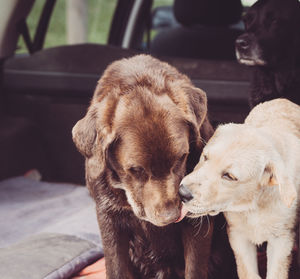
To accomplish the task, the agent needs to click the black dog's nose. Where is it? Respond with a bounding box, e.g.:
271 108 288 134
179 185 194 203
235 34 250 50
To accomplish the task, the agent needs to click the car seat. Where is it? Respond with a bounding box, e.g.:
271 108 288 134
150 0 243 60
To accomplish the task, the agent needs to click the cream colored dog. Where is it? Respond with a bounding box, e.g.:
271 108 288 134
179 99 300 279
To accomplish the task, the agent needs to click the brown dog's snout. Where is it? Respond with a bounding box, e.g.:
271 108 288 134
158 208 179 222
235 34 251 51
154 201 181 224
179 184 194 203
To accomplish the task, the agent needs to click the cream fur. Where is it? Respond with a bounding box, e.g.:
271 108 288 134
181 99 300 279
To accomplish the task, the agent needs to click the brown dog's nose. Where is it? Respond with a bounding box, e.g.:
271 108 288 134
179 185 194 203
235 34 250 51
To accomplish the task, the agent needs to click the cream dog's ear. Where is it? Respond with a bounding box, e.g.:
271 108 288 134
262 159 297 208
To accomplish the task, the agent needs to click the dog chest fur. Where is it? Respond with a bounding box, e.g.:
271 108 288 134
225 196 297 246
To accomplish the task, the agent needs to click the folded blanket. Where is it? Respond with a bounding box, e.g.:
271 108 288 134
0 176 103 279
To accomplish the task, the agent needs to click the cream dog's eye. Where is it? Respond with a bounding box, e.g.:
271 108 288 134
203 154 208 161
222 172 237 181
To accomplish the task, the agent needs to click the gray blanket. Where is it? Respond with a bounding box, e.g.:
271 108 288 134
0 176 103 279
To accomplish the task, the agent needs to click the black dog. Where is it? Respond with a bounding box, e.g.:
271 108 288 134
235 0 300 107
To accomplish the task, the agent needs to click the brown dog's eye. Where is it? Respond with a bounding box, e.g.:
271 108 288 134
222 172 237 181
129 166 145 177
178 153 188 163
173 153 188 172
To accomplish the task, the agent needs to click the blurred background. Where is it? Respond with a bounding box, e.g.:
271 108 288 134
17 0 257 53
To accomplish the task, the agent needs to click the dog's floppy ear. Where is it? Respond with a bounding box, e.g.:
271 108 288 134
72 97 117 158
72 107 98 158
261 160 297 208
182 86 214 173
185 86 214 143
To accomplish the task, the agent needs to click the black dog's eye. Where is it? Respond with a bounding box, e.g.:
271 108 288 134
222 172 237 181
264 11 282 30
243 12 254 29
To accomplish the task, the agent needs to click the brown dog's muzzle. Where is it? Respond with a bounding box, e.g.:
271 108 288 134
142 179 182 226
154 201 182 226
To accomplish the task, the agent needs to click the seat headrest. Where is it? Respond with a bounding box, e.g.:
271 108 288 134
174 0 243 26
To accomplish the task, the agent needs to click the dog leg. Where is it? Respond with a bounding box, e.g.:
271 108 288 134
266 236 294 279
228 228 261 279
182 218 213 279
97 209 135 279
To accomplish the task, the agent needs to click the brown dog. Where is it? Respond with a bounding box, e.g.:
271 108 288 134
72 55 233 278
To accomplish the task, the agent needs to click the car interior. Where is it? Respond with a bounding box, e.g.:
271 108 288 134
0 0 252 183
0 0 298 278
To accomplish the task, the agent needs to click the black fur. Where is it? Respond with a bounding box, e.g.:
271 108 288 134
235 0 300 107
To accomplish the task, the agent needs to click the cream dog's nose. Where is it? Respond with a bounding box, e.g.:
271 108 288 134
179 184 194 203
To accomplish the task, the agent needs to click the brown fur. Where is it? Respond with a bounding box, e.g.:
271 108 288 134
72 55 234 278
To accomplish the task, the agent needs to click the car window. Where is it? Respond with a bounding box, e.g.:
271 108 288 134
153 0 173 8
241 0 257 6
17 0 117 54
